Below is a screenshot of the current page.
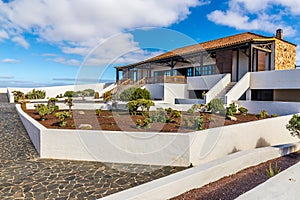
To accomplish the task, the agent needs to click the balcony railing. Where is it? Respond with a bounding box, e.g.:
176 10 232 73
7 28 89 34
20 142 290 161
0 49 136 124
146 75 186 84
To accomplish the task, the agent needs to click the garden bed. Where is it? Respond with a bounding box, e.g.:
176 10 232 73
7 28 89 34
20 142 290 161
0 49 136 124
25 109 268 132
171 151 300 200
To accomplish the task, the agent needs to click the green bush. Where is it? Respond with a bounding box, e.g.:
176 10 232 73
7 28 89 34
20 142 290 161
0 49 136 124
119 87 136 101
25 89 46 99
95 109 102 116
286 114 300 138
82 89 95 97
150 108 168 123
208 98 225 115
271 114 279 117
193 116 204 130
127 99 154 115
136 119 142 128
238 106 248 115
48 98 58 107
12 90 25 102
55 111 72 127
183 117 191 127
164 107 174 114
65 98 73 111
172 110 182 118
257 110 268 119
130 88 151 101
64 91 78 97
143 117 151 129
226 103 237 117
35 104 51 121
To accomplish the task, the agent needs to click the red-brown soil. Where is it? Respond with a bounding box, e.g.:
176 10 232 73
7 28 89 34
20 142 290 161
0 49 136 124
171 151 300 200
25 109 268 132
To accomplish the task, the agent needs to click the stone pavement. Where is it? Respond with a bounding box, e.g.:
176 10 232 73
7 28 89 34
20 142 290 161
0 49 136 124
0 94 186 199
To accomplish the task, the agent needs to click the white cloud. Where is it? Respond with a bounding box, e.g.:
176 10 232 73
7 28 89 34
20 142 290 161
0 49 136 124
12 36 29 48
1 58 21 63
0 30 9 41
0 0 202 55
207 0 298 37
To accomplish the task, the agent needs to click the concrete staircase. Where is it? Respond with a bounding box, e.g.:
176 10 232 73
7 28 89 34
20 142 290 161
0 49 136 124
215 82 236 103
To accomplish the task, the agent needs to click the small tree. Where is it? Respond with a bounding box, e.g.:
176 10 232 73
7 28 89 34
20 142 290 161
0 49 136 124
35 104 51 121
130 88 151 101
286 114 300 138
119 87 136 101
208 98 225 115
65 98 73 111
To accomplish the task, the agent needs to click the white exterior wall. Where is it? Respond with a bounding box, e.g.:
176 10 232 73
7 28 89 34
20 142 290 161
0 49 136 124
144 84 164 100
250 69 300 89
238 51 249 80
163 83 188 104
187 74 224 90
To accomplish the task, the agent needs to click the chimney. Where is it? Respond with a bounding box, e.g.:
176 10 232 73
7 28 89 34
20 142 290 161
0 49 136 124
276 29 283 39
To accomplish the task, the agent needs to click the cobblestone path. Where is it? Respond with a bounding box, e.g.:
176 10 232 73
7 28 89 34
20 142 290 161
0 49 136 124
0 94 186 199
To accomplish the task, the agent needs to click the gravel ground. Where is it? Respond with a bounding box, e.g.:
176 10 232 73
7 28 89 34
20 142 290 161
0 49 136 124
0 94 186 199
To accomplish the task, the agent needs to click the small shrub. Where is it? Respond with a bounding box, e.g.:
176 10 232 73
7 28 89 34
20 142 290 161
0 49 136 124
64 91 78 97
187 108 196 115
166 118 175 123
95 109 102 116
55 111 72 127
238 106 248 115
172 110 182 118
257 110 268 119
94 92 100 99
208 98 225 115
136 119 142 128
150 108 167 123
83 89 95 97
130 88 151 101
226 103 237 116
271 114 279 117
143 117 151 129
65 98 73 111
266 162 281 178
286 114 300 138
119 87 136 101
48 97 58 107
183 117 191 128
193 116 204 130
165 107 174 114
56 94 63 98
25 89 46 99
12 90 25 102
127 99 154 115
35 104 51 121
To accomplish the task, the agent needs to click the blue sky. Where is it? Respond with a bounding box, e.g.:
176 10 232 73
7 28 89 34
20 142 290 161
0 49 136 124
0 0 299 87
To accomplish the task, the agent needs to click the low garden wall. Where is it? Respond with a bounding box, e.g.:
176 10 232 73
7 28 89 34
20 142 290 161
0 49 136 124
16 104 299 167
237 101 300 115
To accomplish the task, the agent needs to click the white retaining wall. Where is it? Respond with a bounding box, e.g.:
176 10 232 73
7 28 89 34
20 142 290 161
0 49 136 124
7 83 108 103
189 114 298 165
237 101 300 115
101 143 300 200
16 104 299 167
163 83 188 104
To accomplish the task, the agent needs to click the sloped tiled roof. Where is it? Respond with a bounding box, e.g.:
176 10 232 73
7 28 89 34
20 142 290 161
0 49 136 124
117 32 292 68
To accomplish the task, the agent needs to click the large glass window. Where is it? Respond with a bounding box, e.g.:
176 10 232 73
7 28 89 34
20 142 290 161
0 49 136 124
201 65 217 76
187 68 193 77
195 67 201 76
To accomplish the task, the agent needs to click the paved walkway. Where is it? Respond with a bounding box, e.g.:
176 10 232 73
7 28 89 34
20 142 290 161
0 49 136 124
0 94 186 199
